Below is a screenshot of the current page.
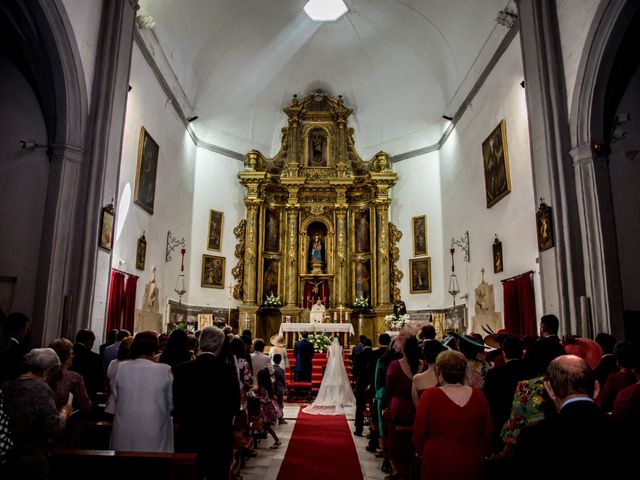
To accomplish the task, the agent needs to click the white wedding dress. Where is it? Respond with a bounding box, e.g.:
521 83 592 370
303 338 356 415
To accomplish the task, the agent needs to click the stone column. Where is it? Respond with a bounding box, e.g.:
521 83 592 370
570 143 623 337
334 208 348 306
242 202 260 305
285 206 299 307
376 200 392 307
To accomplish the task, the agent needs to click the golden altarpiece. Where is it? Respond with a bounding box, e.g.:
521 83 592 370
233 92 403 345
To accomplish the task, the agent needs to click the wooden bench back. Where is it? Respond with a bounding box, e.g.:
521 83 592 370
50 448 198 480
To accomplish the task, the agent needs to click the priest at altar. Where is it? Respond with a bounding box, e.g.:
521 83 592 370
310 300 327 323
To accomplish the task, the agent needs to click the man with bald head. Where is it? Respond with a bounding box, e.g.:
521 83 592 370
514 355 627 478
172 326 240 480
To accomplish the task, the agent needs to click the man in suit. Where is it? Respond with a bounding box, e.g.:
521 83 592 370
172 326 240 480
515 355 627 479
0 311 29 383
71 329 104 405
102 329 131 374
353 338 374 436
293 332 314 382
482 336 531 453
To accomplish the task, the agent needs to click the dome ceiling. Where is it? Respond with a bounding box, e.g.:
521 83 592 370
138 0 514 157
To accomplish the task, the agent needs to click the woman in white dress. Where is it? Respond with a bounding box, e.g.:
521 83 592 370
303 337 356 415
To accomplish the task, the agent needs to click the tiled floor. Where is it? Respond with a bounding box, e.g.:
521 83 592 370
240 403 386 480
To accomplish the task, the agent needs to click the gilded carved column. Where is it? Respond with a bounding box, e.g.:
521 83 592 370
376 200 391 307
243 202 260 305
335 208 348 306
285 207 299 307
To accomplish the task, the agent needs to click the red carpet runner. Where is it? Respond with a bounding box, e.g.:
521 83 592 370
276 409 363 480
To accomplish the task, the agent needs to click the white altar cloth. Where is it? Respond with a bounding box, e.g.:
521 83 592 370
278 322 355 336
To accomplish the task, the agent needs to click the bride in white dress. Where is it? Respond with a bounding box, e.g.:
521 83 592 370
303 337 356 415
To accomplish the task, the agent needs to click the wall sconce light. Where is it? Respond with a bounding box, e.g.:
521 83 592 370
187 116 199 123
442 115 453 121
520 80 525 88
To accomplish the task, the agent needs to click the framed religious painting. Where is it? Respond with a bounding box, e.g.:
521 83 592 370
536 202 554 251
98 204 115 251
134 127 160 214
352 208 371 254
352 259 372 303
481 120 511 208
409 258 431 293
412 215 428 256
207 209 224 251
135 233 147 270
201 254 225 288
264 208 280 253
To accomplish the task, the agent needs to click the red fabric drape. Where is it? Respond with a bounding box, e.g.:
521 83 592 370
502 272 537 336
107 271 126 331
122 275 138 333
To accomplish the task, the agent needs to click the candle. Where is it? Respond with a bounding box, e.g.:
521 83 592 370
334 311 337 321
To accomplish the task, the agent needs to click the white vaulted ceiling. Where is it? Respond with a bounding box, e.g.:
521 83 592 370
138 0 513 156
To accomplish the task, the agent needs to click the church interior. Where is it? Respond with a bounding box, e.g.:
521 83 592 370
1 0 639 479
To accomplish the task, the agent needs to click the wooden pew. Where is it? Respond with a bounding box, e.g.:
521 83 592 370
50 448 198 480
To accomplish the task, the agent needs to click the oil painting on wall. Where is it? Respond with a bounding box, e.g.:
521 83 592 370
134 127 160 214
481 120 511 208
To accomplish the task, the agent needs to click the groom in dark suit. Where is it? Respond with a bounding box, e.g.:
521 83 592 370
294 332 314 381
173 326 240 480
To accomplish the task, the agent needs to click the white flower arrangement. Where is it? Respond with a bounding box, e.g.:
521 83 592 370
385 313 410 331
353 296 369 309
308 332 332 353
263 293 282 308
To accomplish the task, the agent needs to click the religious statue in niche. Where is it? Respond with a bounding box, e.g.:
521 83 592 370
308 129 327 167
309 232 325 274
263 259 279 299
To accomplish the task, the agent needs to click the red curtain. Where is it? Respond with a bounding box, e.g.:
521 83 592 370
502 272 537 336
123 275 138 333
107 271 126 331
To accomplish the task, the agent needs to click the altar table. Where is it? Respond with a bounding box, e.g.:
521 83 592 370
278 322 355 348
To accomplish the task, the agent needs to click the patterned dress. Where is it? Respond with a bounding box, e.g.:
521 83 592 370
258 388 281 424
500 376 546 450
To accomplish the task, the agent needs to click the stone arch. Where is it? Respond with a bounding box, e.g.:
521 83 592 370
568 0 640 339
1 0 89 344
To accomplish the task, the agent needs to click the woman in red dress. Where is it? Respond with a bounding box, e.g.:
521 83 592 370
413 350 492 480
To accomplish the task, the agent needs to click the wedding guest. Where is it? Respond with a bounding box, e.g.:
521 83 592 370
70 329 104 405
595 341 636 413
159 329 193 368
110 331 173 452
103 329 131 374
251 339 273 386
48 338 92 412
594 332 618 387
269 335 289 368
173 326 240 480
257 368 281 449
499 337 565 457
412 340 446 406
2 348 72 478
230 337 253 413
413 350 492 480
104 336 133 414
611 342 640 429
514 355 626 479
99 329 118 358
0 312 29 383
273 354 287 424
387 336 424 426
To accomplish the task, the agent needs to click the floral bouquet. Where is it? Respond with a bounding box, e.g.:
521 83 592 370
308 332 332 353
353 296 369 309
385 313 410 331
264 293 282 308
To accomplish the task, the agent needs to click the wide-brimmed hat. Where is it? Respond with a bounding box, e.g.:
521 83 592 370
483 328 516 349
270 334 286 348
562 336 603 370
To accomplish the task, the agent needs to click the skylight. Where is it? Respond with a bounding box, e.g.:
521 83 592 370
304 0 349 22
